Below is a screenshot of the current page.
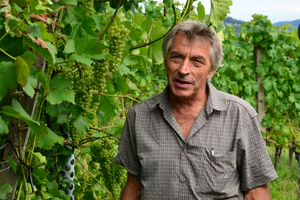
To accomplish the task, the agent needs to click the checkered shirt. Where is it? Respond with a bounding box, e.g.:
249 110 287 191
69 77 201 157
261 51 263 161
113 82 278 200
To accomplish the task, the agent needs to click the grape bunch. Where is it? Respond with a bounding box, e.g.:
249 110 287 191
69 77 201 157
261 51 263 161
91 137 127 199
107 25 130 73
93 59 109 95
74 66 94 114
78 0 94 17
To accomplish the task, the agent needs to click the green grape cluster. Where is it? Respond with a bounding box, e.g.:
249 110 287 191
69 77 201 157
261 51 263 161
78 0 94 17
86 102 99 136
91 137 127 199
107 25 130 73
70 126 80 147
93 60 109 95
61 66 79 89
74 66 94 114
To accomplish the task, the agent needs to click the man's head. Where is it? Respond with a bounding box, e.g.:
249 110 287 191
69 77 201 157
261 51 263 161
162 20 223 71
162 20 223 101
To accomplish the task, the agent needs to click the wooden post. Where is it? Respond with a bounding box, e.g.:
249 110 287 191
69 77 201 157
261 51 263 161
255 46 266 134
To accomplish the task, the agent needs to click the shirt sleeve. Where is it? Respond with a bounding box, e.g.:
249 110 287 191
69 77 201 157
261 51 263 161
237 114 278 191
113 109 141 181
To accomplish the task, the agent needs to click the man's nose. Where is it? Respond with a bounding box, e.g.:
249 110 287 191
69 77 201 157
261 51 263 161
178 59 190 75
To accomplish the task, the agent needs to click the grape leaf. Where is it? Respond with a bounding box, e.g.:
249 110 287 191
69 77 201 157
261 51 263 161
50 75 73 89
48 88 75 105
74 37 106 60
20 51 37 67
0 183 13 199
24 36 56 66
69 6 96 39
63 40 75 54
115 76 128 95
14 56 29 87
72 113 93 134
0 62 18 101
197 2 205 21
207 0 232 28
0 116 9 134
36 127 64 150
115 117 126 136
98 95 115 125
69 54 93 66
28 24 41 38
38 22 55 44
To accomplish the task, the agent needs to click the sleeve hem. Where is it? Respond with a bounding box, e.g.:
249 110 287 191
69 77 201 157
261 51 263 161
241 171 278 191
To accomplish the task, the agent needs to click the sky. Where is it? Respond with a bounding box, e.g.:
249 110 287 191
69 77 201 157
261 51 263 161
197 0 300 23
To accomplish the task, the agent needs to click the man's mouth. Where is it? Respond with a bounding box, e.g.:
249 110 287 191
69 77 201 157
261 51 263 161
175 79 191 87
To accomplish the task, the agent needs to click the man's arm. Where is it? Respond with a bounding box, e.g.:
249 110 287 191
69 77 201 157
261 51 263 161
244 184 271 200
121 173 142 200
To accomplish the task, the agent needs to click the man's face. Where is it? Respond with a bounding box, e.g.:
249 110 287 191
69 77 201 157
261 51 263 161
164 33 216 101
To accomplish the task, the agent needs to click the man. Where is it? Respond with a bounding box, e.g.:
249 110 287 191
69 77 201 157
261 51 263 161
113 20 277 199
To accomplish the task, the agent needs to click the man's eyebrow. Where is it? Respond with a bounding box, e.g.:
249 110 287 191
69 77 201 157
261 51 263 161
169 51 183 56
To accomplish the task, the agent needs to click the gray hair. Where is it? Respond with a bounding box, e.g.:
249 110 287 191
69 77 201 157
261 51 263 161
162 20 223 70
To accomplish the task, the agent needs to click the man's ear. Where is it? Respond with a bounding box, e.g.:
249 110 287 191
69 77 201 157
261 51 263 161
207 67 217 79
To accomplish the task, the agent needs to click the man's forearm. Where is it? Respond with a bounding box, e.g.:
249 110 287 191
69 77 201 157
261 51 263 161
121 173 141 200
244 184 271 200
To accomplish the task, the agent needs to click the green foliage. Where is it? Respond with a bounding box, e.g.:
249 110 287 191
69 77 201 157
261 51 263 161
0 0 234 199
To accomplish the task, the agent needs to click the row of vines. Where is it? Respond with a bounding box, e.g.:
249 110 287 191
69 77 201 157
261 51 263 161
0 0 233 199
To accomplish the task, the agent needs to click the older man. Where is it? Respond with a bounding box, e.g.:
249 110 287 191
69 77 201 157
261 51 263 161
113 20 277 199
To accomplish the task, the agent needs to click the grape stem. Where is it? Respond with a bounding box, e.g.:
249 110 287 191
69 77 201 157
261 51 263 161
97 0 123 41
128 4 177 51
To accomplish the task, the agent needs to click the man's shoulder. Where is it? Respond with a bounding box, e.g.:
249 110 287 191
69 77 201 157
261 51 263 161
129 92 163 114
216 89 257 118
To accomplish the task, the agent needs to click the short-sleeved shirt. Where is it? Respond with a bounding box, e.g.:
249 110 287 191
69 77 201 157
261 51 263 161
113 82 277 200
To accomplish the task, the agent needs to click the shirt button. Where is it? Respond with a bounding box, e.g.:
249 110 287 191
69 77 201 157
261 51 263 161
181 178 186 183
183 149 188 154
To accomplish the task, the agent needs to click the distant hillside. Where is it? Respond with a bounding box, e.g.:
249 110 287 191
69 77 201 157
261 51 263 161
223 17 246 35
273 19 300 30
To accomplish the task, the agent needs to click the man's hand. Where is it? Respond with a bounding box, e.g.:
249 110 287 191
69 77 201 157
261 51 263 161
121 173 142 200
244 184 271 200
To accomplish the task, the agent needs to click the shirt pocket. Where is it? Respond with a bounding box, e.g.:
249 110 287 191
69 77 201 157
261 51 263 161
199 148 237 194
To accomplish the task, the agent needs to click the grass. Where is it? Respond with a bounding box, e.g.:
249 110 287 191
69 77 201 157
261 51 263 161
267 146 298 200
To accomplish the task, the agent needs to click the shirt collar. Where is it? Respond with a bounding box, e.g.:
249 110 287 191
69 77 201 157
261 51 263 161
158 82 227 113
205 81 227 115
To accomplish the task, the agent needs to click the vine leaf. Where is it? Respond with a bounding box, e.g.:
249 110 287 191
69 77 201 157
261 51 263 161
0 116 9 134
23 66 39 98
207 0 232 28
36 127 64 150
69 6 96 39
7 156 17 173
197 2 205 21
14 56 29 87
48 88 75 105
115 76 128 95
7 16 28 37
2 99 48 135
0 62 18 101
115 117 126 136
163 0 173 8
0 183 13 199
68 37 107 65
25 36 56 66
47 75 75 105
72 113 93 134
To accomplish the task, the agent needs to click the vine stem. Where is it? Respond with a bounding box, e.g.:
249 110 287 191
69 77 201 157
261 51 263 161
128 4 177 51
75 155 113 197
0 48 16 60
97 0 123 41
